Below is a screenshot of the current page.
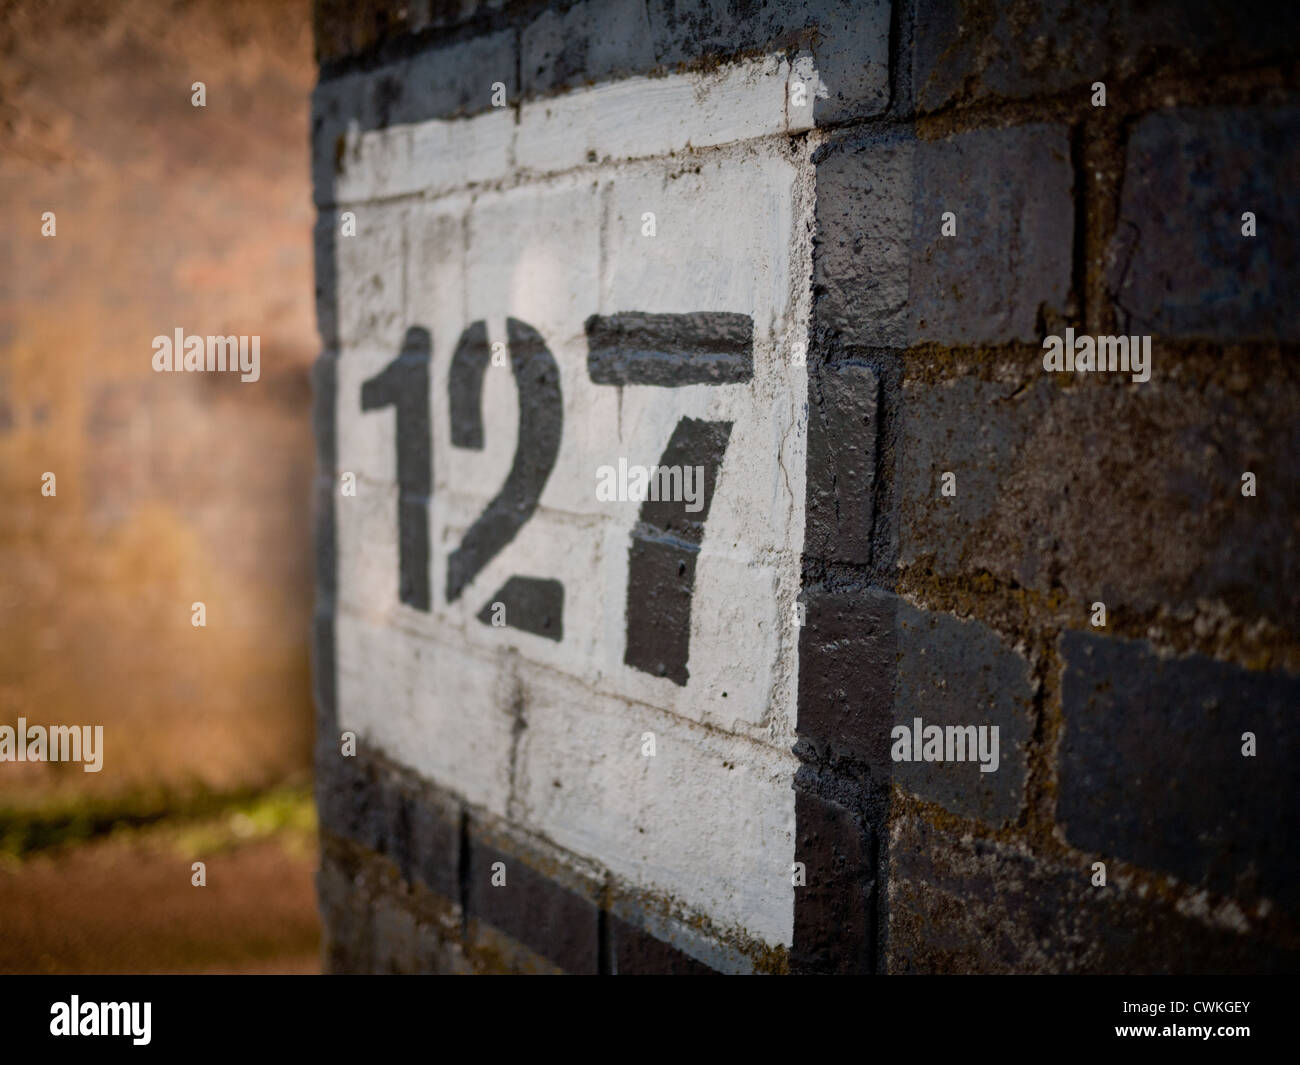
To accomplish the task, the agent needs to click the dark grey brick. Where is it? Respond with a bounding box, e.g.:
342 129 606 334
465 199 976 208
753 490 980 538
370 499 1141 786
647 0 891 124
318 843 376 973
798 586 1034 825
310 354 337 474
313 0 445 67
317 752 461 901
401 786 462 902
889 813 1300 973
805 362 879 564
522 0 656 96
317 0 892 123
1108 107 1300 341
395 30 518 123
1059 631 1300 915
319 836 470 974
813 124 1073 347
313 216 339 352
465 828 600 974
609 916 718 974
898 368 1300 633
911 124 1073 344
812 132 914 348
893 600 1034 825
791 785 875 974
913 0 1109 113
914 0 1300 114
797 583 898 770
897 371 1043 578
312 476 337 604
311 608 337 744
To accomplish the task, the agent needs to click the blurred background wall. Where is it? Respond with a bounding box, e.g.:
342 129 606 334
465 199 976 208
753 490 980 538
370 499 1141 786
0 0 320 972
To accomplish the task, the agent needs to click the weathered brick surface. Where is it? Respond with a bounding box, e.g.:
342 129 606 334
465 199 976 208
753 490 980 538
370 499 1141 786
464 821 602 975
911 124 1074 344
608 915 718 975
1107 106 1300 341
791 784 876 974
893 601 1035 825
798 586 1033 825
647 0 893 124
318 752 462 901
805 363 880 564
317 749 750 973
797 584 899 771
316 0 892 122
913 0 1300 114
813 123 1074 348
889 814 1300 974
897 366 1300 634
1059 632 1300 914
521 0 657 95
812 133 914 349
318 836 470 974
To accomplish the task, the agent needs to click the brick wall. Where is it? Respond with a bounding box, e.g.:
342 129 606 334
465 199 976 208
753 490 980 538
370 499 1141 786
311 0 1300 973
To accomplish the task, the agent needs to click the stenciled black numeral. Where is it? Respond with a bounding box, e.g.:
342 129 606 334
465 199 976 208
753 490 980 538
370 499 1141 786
359 326 431 611
584 311 751 685
623 418 733 685
448 317 564 640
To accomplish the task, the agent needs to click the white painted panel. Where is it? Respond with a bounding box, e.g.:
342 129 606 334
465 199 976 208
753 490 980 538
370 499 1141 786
332 62 812 948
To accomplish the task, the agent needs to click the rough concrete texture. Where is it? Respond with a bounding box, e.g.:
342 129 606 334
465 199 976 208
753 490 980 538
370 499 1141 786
314 0 1300 974
888 813 1300 974
913 0 1300 113
1 0 317 809
315 0 891 125
804 362 879 563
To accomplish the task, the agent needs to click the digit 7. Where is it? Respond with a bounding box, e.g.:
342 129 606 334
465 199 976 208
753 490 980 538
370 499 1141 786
584 311 753 686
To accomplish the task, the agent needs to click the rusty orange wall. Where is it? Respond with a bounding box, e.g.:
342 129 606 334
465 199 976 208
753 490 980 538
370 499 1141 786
0 0 318 807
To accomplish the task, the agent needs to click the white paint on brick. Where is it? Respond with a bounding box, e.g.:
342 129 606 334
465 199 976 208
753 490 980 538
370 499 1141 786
336 609 517 816
332 60 816 950
787 52 830 133
330 55 815 204
335 108 515 204
333 202 407 352
511 662 798 946
516 55 794 174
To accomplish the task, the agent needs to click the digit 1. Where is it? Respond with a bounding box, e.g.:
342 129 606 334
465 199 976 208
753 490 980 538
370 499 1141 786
360 326 431 611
